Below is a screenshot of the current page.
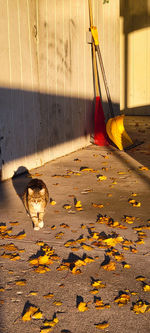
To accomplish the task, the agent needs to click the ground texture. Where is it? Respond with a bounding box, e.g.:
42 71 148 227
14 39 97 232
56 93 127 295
0 116 150 333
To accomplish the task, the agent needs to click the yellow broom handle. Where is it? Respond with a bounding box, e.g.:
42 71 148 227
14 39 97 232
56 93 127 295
88 0 99 97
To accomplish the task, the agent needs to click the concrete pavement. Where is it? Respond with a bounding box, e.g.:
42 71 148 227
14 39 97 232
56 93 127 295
0 116 150 333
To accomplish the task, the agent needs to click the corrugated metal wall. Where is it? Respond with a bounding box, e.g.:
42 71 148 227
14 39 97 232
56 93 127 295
120 0 150 115
0 0 120 180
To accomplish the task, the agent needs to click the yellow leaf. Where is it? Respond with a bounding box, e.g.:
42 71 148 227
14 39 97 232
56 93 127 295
122 215 135 224
32 310 43 319
9 221 19 226
90 289 99 294
55 232 64 239
95 322 109 329
36 241 45 246
97 175 107 181
63 204 71 210
103 261 116 271
117 171 126 175
29 291 38 296
34 266 51 274
38 254 51 265
77 237 87 243
43 320 56 327
122 263 130 269
22 305 38 321
51 225 56 230
14 231 26 239
114 293 130 305
15 279 26 286
128 199 141 207
75 200 82 208
103 236 123 247
92 280 106 289
56 264 69 271
43 293 54 299
29 258 39 265
78 302 88 312
75 259 86 267
53 301 62 306
92 203 104 208
64 240 77 247
71 267 81 275
84 257 94 264
132 300 150 314
139 166 149 171
50 200 56 206
136 276 146 281
60 223 69 228
107 193 112 197
81 244 93 251
143 284 150 292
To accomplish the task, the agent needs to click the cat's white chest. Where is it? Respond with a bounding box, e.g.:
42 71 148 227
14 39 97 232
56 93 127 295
32 202 42 212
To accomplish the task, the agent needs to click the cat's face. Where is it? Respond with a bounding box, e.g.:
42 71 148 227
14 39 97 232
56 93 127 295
28 188 45 210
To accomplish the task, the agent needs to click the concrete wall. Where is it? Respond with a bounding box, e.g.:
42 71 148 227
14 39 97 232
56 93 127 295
0 0 120 180
120 0 150 115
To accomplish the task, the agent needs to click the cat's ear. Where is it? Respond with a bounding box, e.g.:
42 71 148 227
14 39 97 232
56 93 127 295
28 188 33 195
40 188 45 195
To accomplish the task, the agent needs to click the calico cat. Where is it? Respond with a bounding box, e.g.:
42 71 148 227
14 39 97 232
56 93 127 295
22 178 49 230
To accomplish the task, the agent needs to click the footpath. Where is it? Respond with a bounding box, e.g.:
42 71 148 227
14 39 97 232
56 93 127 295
0 116 150 333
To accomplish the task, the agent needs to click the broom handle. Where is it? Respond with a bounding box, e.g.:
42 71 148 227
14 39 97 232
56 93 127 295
88 0 99 97
96 45 114 118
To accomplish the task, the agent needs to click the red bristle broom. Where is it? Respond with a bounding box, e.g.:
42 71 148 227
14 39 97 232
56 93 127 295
88 0 109 146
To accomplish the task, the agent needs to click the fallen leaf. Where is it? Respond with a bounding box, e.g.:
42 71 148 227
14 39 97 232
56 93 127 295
92 203 104 208
128 199 141 207
78 301 88 312
114 292 130 306
22 302 41 321
28 291 38 296
139 166 149 171
34 266 51 274
60 223 69 228
92 280 106 289
63 204 72 210
97 175 107 181
15 279 26 286
132 300 150 314
102 261 116 271
32 310 43 319
81 244 93 251
95 321 109 329
53 301 62 306
136 276 146 281
43 293 54 299
49 199 56 205
55 232 64 239
143 284 150 292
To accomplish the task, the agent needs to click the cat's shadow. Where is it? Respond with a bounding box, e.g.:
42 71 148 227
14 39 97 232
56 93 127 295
12 166 31 200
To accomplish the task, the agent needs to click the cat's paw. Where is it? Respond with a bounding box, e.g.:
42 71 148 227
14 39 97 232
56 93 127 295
39 221 44 229
34 226 40 231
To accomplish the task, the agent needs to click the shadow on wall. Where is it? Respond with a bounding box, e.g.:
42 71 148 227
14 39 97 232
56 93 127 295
0 86 94 179
0 86 120 180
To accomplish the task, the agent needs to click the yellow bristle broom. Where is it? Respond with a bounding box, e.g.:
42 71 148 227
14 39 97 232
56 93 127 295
89 18 133 150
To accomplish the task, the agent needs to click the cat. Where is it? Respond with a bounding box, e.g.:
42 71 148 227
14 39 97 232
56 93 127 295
22 178 49 231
